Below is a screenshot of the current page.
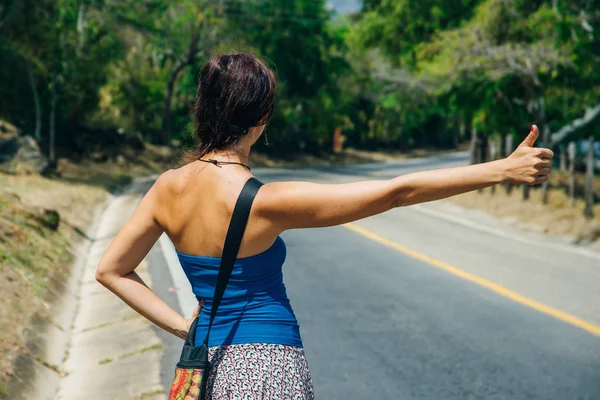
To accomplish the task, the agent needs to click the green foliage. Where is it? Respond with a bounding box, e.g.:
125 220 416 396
352 0 483 67
221 0 350 153
96 42 169 135
352 0 600 146
1 0 124 149
1 0 599 158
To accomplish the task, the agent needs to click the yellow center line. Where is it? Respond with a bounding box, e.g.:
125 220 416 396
344 222 600 338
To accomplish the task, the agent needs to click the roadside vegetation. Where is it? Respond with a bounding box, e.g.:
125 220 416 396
1 1 598 157
0 145 175 395
451 171 600 247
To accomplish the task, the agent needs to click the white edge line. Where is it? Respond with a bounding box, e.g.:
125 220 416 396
158 233 199 318
412 204 600 261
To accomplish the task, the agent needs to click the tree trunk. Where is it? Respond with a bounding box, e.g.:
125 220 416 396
453 125 459 148
559 145 567 171
49 75 58 168
540 124 551 204
522 183 530 200
27 66 42 142
533 96 551 204
77 1 86 34
162 61 188 144
469 126 478 165
333 126 342 153
476 134 486 193
584 136 595 219
477 137 485 164
489 137 497 194
162 31 200 144
568 142 575 207
505 135 514 195
522 130 531 200
76 0 87 52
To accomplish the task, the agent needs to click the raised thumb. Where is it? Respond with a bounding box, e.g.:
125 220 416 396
518 125 539 148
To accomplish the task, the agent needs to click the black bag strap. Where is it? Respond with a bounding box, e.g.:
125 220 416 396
184 177 263 348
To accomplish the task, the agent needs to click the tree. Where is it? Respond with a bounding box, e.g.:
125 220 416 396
158 1 223 143
221 0 350 153
351 0 600 156
352 0 483 67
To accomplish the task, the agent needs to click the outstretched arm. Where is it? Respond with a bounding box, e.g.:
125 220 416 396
257 125 553 230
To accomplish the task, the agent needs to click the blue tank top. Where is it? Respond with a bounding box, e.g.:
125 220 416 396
176 236 303 348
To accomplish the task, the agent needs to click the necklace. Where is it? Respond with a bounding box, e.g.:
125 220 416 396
198 158 251 171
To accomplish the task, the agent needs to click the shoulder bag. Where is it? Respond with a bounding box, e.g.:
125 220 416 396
168 177 263 400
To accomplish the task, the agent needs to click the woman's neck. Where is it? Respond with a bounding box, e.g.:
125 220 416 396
203 148 250 165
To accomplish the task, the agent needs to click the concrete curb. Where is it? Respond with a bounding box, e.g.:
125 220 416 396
6 192 111 400
52 179 165 400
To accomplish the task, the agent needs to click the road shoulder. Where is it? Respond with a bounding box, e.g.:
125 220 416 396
56 179 165 400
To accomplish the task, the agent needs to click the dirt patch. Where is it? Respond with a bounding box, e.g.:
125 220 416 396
0 144 177 397
250 150 371 168
342 147 465 162
448 170 600 246
56 143 179 193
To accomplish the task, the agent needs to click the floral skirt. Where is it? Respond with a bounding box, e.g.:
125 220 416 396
205 343 314 400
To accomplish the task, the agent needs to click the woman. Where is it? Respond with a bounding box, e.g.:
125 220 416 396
96 52 553 399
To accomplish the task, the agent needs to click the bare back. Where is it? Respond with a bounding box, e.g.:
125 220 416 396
155 161 279 259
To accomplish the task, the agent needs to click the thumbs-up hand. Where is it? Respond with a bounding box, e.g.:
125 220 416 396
503 125 554 185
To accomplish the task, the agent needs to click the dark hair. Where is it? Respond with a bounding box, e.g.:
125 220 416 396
192 52 276 158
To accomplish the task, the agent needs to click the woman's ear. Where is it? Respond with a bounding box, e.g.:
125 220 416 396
247 125 266 145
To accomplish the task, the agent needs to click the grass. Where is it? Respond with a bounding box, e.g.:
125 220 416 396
31 354 66 377
0 191 78 385
0 143 177 397
449 170 600 244
80 313 141 333
119 343 164 360
135 389 165 399
98 342 163 365
55 143 178 193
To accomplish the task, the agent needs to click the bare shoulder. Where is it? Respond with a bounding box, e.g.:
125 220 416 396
145 168 187 221
155 167 176 185
152 166 190 197
253 180 321 228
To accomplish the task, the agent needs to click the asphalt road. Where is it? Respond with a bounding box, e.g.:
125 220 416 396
150 152 600 400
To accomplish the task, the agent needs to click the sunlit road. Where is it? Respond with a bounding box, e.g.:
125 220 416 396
149 152 600 400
